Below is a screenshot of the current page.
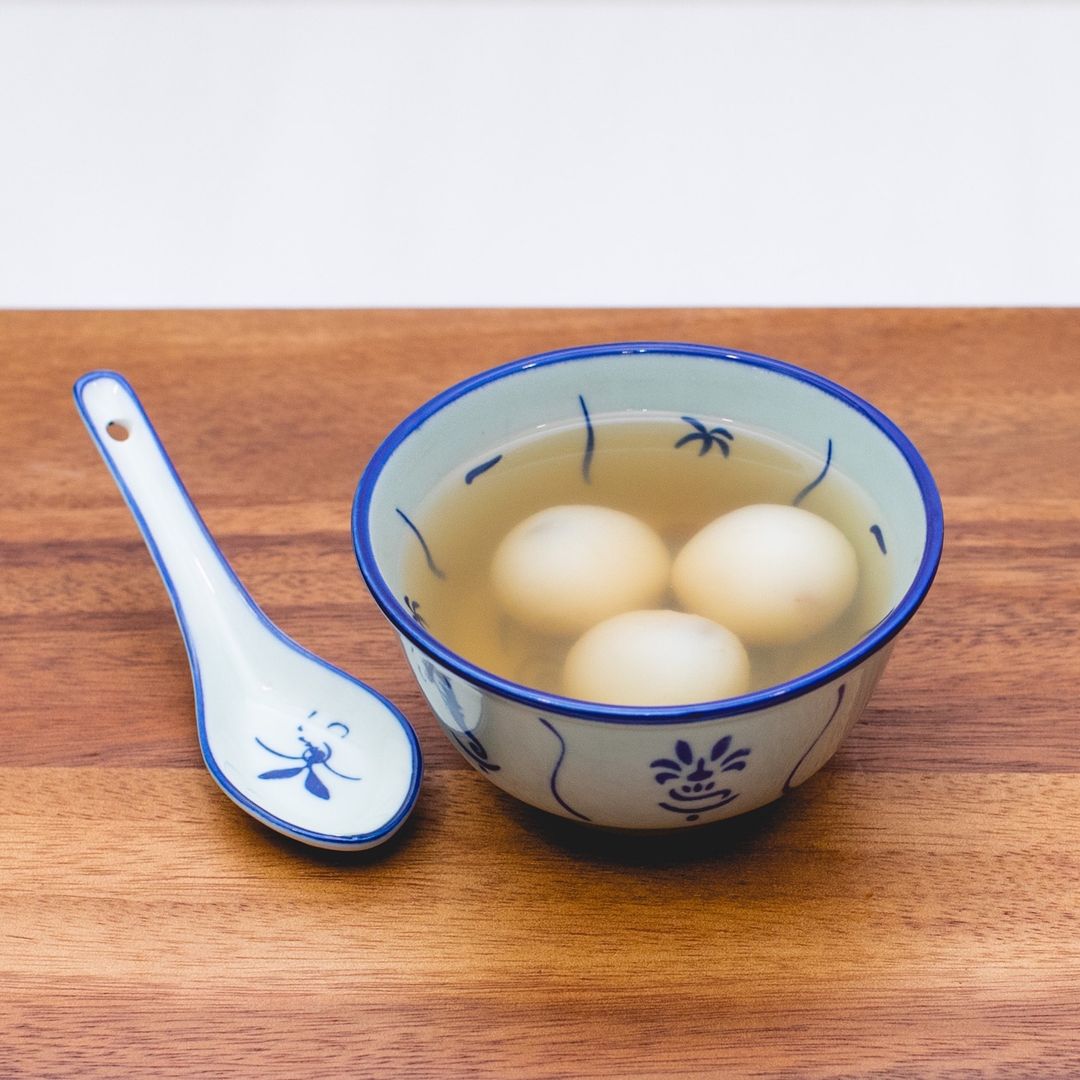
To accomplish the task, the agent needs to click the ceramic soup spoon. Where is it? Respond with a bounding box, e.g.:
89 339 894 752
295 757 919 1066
74 371 422 850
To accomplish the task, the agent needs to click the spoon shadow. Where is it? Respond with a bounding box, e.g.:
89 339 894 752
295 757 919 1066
225 798 427 867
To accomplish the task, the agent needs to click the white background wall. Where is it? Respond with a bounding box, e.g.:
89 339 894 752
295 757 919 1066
1 0 1078 308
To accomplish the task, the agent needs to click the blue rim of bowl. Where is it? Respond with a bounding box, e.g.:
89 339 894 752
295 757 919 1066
352 342 944 726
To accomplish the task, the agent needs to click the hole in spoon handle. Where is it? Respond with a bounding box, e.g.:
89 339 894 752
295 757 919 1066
73 371 151 455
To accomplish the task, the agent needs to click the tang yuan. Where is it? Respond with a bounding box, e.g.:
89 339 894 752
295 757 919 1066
563 609 751 706
672 504 858 646
491 505 669 637
399 412 889 701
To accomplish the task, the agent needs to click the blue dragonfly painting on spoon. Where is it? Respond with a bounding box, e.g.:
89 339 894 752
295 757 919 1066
256 711 362 801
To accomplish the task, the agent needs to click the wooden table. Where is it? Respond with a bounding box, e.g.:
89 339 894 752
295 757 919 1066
2 310 1078 1078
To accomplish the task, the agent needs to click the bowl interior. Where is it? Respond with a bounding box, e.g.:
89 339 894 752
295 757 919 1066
354 343 942 715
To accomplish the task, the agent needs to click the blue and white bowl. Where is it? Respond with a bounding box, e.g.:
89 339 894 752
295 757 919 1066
352 343 943 830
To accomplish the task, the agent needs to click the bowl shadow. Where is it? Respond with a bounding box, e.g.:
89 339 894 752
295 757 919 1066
498 785 809 869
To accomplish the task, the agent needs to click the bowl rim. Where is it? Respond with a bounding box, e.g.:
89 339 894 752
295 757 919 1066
352 341 944 726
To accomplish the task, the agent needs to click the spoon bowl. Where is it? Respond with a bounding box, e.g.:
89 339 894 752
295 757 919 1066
75 371 421 850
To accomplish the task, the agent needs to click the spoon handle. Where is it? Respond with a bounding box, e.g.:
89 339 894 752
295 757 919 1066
74 371 261 665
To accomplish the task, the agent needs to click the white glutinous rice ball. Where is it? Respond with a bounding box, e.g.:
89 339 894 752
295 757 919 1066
672 504 859 647
563 609 751 706
491 505 670 637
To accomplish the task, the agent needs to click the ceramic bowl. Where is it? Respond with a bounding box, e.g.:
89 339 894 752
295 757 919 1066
352 342 943 829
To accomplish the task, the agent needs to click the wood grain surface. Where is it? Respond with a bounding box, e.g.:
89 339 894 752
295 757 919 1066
1 309 1078 1078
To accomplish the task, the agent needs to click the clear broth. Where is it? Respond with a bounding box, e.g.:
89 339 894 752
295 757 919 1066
401 413 892 700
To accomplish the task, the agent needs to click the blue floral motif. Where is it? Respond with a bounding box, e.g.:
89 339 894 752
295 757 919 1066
396 507 445 579
650 736 750 821
537 717 591 821
419 659 500 773
403 595 426 628
783 683 846 793
675 416 734 458
578 394 595 483
793 438 833 506
256 711 360 801
465 454 503 485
